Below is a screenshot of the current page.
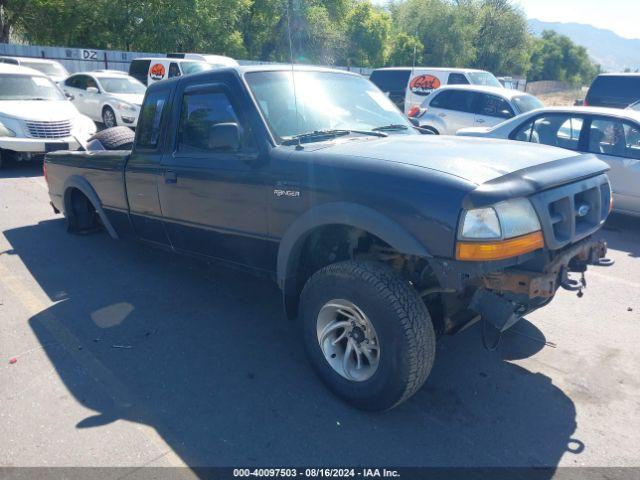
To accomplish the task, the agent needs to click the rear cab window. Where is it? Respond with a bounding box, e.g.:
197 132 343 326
136 89 170 149
369 69 411 111
129 59 151 85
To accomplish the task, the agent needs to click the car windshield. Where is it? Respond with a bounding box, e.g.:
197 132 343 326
21 61 68 77
100 76 146 94
512 94 544 113
245 70 414 142
0 74 65 101
181 61 212 75
467 71 502 88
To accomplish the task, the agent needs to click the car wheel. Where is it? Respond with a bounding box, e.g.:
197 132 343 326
87 127 135 150
68 190 99 233
422 126 439 135
102 106 118 128
300 260 436 411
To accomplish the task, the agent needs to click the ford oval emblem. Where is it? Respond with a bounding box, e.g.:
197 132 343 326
577 204 591 217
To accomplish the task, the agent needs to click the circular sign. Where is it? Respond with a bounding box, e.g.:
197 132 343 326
409 74 441 96
149 63 166 81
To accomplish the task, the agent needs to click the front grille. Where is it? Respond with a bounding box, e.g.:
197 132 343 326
25 120 72 139
530 175 610 250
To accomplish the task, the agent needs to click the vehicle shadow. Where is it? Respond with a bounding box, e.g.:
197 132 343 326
6 219 581 472
0 158 44 179
601 213 640 258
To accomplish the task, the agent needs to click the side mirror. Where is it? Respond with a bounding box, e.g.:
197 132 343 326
500 109 513 118
65 92 75 101
86 86 99 94
208 123 240 151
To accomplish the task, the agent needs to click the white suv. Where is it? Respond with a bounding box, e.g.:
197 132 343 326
0 64 96 168
410 85 543 135
62 71 146 128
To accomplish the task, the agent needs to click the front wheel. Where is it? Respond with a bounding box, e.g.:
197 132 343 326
300 261 436 411
102 106 118 128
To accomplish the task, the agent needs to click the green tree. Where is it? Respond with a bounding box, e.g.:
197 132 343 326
386 31 424 66
528 30 598 86
344 2 391 67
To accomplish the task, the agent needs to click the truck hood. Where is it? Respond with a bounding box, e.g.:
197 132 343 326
317 135 601 185
109 93 144 106
0 100 80 122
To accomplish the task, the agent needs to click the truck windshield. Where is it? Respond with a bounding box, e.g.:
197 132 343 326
467 71 502 88
0 74 65 101
100 77 146 94
245 70 414 142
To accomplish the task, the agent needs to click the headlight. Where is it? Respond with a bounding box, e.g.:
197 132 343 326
456 198 544 261
115 102 136 111
0 121 16 137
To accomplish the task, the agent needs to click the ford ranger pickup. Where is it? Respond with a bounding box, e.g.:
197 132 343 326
44 65 613 411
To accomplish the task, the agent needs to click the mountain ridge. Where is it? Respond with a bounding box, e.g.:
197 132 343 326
528 19 640 73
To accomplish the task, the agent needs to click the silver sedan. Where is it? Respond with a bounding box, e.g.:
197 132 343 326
458 106 640 217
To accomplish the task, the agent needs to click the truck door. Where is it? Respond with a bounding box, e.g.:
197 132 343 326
157 81 272 271
125 83 172 246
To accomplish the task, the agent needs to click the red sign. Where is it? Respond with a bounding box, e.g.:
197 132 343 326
149 63 166 81
409 74 441 96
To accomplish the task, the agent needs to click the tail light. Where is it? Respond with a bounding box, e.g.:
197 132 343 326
407 106 427 118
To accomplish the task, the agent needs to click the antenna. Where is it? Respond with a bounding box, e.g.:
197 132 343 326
285 0 301 144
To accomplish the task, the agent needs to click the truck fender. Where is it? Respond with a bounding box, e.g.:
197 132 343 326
63 175 119 240
277 202 430 318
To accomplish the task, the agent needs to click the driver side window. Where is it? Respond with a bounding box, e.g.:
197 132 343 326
177 91 254 153
513 115 583 150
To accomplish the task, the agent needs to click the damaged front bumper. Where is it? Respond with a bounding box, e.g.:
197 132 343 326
429 237 613 333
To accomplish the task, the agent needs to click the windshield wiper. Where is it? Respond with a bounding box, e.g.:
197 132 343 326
372 124 409 132
281 129 387 146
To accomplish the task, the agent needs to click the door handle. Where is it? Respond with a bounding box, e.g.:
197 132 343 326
164 170 177 184
438 112 446 117
476 118 485 124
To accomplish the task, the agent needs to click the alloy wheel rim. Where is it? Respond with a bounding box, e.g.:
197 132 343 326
104 109 116 127
316 299 380 382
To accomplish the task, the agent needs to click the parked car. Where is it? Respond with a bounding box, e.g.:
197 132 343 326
62 71 146 128
128 57 212 86
44 65 613 411
457 106 640 217
0 64 96 168
370 67 502 114
409 85 543 135
0 56 69 84
167 53 239 68
585 73 640 109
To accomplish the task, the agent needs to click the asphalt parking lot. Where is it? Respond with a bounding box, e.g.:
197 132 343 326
1 161 639 473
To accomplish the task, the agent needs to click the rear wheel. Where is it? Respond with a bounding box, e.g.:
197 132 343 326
300 260 436 411
67 190 99 233
422 126 439 135
102 106 118 128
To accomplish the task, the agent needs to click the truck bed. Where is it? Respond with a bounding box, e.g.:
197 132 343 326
45 150 131 218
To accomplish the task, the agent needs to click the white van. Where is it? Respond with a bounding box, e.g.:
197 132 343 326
369 67 503 115
167 53 239 68
128 57 213 86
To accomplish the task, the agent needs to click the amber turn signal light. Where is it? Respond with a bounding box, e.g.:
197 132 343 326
456 231 545 261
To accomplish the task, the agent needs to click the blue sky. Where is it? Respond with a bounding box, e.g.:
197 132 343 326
373 0 640 40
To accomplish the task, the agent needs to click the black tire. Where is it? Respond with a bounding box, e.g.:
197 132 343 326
300 260 436 411
102 106 118 128
88 126 134 151
68 190 98 233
